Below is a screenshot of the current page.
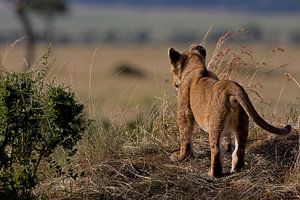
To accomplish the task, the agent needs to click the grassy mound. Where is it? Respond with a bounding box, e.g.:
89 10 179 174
34 98 300 199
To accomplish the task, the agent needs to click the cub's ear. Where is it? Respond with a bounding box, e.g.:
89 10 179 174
189 44 206 59
197 45 206 58
168 48 180 63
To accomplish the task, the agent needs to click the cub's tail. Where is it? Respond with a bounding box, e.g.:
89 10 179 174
228 82 291 135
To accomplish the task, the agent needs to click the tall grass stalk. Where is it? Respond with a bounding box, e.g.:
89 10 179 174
286 72 300 89
273 79 286 116
201 25 213 47
88 45 99 118
0 37 25 68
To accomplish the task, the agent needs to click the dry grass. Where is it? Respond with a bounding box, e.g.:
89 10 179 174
1 39 300 199
33 99 300 199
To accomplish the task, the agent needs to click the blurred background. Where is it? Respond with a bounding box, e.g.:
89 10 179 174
0 0 299 122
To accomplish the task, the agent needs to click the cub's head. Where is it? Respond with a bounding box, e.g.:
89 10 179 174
168 44 206 90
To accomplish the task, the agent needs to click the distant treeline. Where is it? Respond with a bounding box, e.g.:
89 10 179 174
71 0 300 12
1 25 300 45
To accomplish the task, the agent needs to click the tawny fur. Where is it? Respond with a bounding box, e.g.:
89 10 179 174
168 44 291 178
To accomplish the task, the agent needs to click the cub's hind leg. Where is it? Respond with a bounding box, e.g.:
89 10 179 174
222 132 232 153
231 110 249 173
208 131 224 178
208 122 226 178
170 107 195 161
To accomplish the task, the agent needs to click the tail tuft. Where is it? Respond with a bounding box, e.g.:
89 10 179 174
284 125 292 134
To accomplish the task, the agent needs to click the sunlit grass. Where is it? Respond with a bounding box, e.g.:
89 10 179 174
1 38 300 199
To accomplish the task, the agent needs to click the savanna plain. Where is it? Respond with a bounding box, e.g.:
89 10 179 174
0 6 300 199
1 40 299 199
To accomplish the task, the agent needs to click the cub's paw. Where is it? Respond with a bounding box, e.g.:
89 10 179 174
230 165 244 174
170 151 184 161
208 170 223 178
170 151 194 161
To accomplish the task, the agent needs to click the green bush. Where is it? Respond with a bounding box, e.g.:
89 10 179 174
0 70 86 199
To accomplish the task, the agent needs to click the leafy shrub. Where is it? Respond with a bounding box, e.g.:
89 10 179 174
0 70 86 199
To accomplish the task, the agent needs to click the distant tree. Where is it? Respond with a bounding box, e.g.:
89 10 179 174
169 30 200 44
28 0 68 42
243 23 263 41
14 0 35 69
289 29 300 44
134 30 151 44
9 0 68 69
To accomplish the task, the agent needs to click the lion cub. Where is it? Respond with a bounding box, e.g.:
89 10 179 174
168 44 291 178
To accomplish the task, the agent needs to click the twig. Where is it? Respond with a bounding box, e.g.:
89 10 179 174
285 73 300 89
207 31 232 70
1 37 25 68
201 25 213 47
273 79 286 116
247 66 259 87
